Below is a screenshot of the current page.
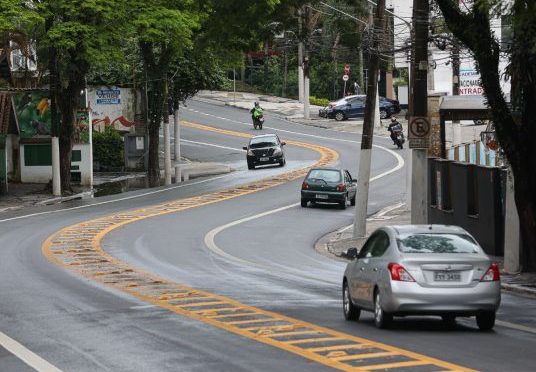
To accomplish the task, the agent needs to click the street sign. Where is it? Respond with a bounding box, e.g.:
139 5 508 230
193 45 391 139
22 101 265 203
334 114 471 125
409 116 431 149
342 74 349 82
344 64 350 74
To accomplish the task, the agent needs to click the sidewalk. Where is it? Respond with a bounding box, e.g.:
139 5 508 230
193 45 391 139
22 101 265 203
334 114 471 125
314 203 536 297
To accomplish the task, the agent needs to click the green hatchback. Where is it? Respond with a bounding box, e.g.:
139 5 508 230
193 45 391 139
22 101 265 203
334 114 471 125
301 168 357 209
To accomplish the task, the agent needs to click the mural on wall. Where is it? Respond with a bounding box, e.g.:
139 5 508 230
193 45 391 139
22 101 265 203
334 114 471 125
88 87 136 132
75 110 90 144
12 92 51 138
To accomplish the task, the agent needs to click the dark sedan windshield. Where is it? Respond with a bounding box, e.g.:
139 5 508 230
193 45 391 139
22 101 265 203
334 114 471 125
397 233 480 254
250 137 278 149
307 169 341 183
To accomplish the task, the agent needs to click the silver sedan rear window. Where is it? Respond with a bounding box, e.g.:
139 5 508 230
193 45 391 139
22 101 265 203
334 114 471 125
397 233 480 254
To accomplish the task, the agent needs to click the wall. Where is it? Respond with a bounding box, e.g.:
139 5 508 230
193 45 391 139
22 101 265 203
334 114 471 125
20 143 92 186
428 159 505 256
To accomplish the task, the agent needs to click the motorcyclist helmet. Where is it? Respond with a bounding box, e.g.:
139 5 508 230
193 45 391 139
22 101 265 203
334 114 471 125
391 116 397 122
254 101 259 107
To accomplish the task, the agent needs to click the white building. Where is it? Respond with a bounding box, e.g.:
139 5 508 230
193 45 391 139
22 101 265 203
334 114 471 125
387 0 511 103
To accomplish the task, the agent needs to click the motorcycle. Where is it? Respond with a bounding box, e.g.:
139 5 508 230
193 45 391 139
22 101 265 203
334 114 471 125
389 123 405 149
253 115 264 130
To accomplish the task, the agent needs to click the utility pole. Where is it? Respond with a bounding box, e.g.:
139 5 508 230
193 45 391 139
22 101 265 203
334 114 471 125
303 5 311 120
298 7 305 103
174 103 181 183
452 38 461 145
409 0 429 224
353 0 386 238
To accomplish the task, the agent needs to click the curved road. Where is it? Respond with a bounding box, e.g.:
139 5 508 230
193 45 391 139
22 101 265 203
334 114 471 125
0 100 535 372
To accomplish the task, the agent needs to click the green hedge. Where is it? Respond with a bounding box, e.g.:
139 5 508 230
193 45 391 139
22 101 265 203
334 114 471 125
93 126 124 170
310 96 330 107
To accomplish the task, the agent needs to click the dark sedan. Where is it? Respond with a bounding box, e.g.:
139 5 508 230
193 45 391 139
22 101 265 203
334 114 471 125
243 134 286 170
301 167 357 209
319 95 400 121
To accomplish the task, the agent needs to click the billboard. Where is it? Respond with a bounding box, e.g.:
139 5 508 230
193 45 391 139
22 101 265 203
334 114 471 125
459 67 483 96
89 87 136 132
12 91 51 138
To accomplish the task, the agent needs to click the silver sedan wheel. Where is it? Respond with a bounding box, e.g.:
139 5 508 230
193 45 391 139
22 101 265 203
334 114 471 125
374 291 392 328
343 282 360 320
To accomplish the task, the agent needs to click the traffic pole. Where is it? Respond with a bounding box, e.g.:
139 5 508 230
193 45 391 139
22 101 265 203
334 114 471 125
353 0 386 239
409 0 429 224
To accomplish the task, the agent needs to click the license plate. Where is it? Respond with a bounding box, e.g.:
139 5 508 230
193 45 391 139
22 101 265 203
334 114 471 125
434 271 461 281
315 194 329 199
260 157 269 161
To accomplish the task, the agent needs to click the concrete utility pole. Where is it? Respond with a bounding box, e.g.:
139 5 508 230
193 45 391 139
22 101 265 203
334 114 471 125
409 0 429 224
353 0 386 239
51 137 61 196
174 107 181 183
298 7 305 103
452 39 461 145
303 5 311 119
163 113 172 186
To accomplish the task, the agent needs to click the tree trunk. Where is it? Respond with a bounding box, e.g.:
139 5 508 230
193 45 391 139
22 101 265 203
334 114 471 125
146 83 165 187
435 0 536 270
57 84 79 193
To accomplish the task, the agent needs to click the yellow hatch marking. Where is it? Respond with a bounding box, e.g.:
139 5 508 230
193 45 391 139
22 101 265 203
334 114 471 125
42 122 476 372
361 360 431 370
333 352 397 362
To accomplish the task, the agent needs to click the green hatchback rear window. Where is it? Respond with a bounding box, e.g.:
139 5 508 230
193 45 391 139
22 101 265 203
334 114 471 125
307 169 341 183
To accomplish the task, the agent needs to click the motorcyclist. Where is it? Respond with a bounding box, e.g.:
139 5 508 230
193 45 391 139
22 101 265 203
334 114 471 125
387 116 403 144
250 102 264 122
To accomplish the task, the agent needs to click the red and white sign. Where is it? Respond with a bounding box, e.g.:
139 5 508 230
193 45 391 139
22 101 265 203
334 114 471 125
342 74 349 82
344 64 350 74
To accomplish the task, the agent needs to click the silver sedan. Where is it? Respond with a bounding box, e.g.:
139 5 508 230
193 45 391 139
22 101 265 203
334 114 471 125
342 225 501 330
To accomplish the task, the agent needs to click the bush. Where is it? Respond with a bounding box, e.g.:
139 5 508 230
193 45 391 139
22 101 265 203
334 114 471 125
310 96 330 107
93 126 124 170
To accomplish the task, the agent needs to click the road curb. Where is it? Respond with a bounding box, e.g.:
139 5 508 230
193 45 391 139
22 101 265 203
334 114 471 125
501 283 536 297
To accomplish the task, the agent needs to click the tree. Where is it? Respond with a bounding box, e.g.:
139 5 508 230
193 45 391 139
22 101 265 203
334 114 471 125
36 0 125 192
130 0 199 187
435 0 536 270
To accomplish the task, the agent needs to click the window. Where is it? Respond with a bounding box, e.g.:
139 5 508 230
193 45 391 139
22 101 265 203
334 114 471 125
307 169 342 183
71 150 82 162
358 233 380 259
397 233 480 254
249 136 278 148
371 231 390 257
24 144 52 166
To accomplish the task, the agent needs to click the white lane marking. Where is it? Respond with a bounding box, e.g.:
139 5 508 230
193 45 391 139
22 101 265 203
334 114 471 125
182 139 245 152
204 203 340 285
337 202 406 233
0 174 234 224
0 331 62 372
495 320 536 335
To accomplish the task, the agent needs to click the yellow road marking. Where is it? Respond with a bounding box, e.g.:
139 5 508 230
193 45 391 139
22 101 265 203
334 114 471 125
333 352 397 362
265 330 321 338
361 360 430 370
285 337 344 345
225 318 282 325
307 344 373 352
42 122 476 372
209 312 259 319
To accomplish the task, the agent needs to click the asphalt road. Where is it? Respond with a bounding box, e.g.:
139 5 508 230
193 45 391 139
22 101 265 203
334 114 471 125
0 99 535 372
